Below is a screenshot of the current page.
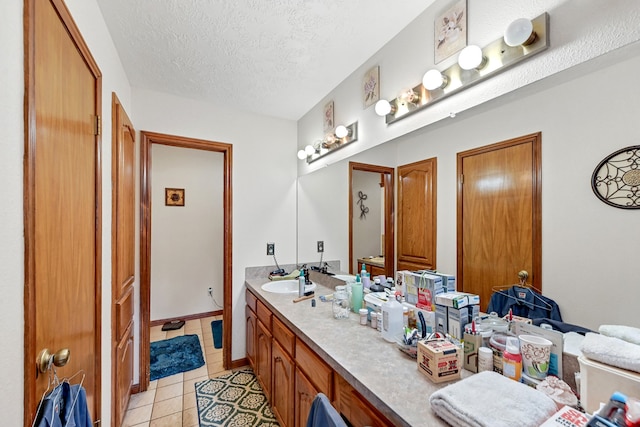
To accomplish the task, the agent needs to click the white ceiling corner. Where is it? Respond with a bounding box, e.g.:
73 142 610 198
96 0 436 120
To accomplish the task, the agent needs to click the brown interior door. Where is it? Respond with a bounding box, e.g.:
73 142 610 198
397 157 437 271
112 93 136 426
24 0 102 424
457 133 542 312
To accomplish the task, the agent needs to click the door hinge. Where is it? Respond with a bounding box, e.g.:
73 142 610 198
460 174 464 184
94 115 101 136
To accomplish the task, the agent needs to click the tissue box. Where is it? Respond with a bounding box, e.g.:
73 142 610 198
540 406 590 427
578 355 640 414
417 339 461 383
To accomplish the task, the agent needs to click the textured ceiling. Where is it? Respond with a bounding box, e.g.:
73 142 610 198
96 0 435 120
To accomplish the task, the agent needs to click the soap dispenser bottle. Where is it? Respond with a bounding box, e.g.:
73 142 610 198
298 269 305 297
351 274 363 313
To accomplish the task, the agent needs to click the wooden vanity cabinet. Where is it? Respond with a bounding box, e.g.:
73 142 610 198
256 300 273 400
295 367 319 427
272 317 295 427
246 290 257 369
334 375 391 427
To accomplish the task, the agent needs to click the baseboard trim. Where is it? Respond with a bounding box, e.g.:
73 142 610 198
230 357 249 370
150 310 223 327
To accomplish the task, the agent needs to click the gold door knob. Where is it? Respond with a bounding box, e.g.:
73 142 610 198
36 348 71 374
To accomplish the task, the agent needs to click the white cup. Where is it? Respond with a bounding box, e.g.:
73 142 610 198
519 334 553 379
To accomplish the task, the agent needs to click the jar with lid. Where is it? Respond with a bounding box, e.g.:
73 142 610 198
332 285 350 319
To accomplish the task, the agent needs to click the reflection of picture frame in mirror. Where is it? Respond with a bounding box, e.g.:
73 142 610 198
362 66 380 109
323 100 334 133
165 188 185 206
434 0 467 64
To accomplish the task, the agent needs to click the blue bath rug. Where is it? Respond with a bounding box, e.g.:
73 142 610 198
211 320 223 349
150 334 204 381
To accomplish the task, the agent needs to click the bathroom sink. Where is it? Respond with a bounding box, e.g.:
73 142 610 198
261 280 317 294
333 274 357 282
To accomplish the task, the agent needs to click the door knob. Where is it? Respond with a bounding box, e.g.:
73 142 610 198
36 348 70 374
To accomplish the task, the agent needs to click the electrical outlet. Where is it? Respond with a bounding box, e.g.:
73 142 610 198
207 287 213 296
317 240 324 253
266 242 275 256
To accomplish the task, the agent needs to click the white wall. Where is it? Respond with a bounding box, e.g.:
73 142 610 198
132 87 298 361
0 1 25 425
150 145 224 320
299 44 640 330
297 0 640 175
352 170 383 271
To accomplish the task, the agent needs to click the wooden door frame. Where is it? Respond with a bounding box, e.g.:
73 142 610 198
139 131 233 391
348 162 395 276
23 0 103 424
456 132 542 292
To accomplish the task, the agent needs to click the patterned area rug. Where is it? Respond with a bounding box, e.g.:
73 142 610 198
150 334 205 381
195 368 279 426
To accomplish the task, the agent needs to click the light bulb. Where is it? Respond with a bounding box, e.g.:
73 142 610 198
335 125 349 138
304 145 315 156
374 99 392 116
504 18 535 47
297 149 307 160
422 69 448 91
458 45 486 70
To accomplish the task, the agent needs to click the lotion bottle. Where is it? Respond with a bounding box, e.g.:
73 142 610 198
502 337 522 382
298 269 305 297
351 274 363 313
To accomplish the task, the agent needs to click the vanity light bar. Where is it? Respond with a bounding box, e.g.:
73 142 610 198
306 121 358 164
381 12 550 125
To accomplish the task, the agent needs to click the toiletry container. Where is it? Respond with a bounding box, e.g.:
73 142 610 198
332 286 350 319
502 337 522 381
351 275 364 312
298 269 305 297
478 347 493 372
359 308 368 325
381 295 403 342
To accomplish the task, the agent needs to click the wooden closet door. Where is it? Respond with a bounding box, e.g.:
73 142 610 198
397 158 437 271
112 93 136 426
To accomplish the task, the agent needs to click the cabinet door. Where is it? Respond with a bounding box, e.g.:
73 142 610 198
115 323 134 426
397 157 437 271
246 305 257 369
272 341 295 427
295 367 319 427
334 375 390 427
256 320 272 400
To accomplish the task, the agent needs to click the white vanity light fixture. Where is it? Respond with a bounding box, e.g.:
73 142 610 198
422 69 449 91
374 99 396 117
378 12 549 125
300 121 359 163
458 45 487 71
504 18 536 47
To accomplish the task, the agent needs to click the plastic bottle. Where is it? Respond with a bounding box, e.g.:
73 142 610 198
478 347 494 372
298 269 305 297
351 275 364 313
361 262 367 278
362 272 371 289
402 306 409 328
381 295 403 342
359 308 368 325
502 337 522 381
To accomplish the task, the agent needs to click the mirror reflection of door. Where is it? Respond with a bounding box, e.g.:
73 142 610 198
349 162 394 276
457 133 542 312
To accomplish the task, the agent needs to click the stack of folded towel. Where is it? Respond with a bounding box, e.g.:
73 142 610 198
268 269 300 281
429 371 558 427
579 325 640 373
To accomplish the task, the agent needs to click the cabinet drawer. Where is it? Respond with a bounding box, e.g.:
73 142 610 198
272 316 295 356
246 288 257 312
295 340 332 398
256 299 272 331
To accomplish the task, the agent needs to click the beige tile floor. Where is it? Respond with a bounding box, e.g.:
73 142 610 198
123 316 229 427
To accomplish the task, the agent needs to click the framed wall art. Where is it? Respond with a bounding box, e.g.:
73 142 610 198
362 66 380 108
591 145 640 209
323 100 334 133
165 188 185 206
434 0 467 64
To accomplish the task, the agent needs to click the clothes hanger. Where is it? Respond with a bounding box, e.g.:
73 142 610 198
491 271 552 311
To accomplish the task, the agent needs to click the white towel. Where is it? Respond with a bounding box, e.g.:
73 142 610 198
429 371 557 427
599 324 640 346
580 332 640 373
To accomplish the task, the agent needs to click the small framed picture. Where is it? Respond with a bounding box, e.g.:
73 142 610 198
165 188 185 206
434 0 467 64
323 100 334 133
362 66 380 108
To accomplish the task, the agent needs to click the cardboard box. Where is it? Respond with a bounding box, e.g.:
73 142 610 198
403 271 444 310
421 270 456 292
435 304 448 335
447 306 469 340
417 339 461 383
540 406 590 427
435 292 480 309
403 302 435 335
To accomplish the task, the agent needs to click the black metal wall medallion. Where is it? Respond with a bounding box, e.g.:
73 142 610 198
591 145 640 209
